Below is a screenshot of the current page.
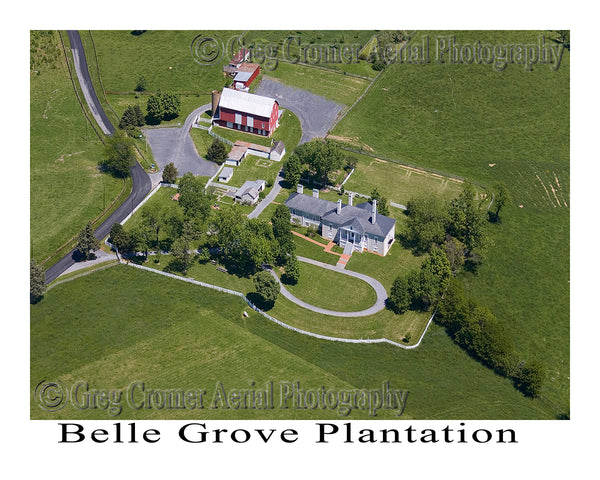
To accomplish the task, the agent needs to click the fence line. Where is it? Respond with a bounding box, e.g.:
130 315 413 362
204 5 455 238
207 126 234 146
122 261 435 350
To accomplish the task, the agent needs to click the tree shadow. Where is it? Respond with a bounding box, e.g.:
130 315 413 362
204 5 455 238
247 292 275 311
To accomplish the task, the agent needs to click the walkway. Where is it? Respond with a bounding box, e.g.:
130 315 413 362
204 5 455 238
268 256 387 317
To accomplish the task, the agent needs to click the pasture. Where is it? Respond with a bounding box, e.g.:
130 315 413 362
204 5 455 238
31 264 557 420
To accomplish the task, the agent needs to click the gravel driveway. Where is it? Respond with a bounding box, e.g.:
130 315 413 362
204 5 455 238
254 77 344 144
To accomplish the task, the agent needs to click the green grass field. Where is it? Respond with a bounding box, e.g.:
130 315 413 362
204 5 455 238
332 30 570 414
31 265 556 420
262 62 371 106
341 151 466 206
30 31 124 265
280 261 377 312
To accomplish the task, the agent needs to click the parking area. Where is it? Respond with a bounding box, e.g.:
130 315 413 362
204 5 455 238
254 77 344 144
143 104 219 178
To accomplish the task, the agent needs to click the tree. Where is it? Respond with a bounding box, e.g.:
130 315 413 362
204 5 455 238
109 222 133 254
370 188 390 216
140 204 163 249
387 275 411 314
162 162 178 184
252 270 280 309
170 220 198 273
443 235 466 274
161 92 181 120
490 183 510 223
447 183 487 255
294 139 343 186
30 259 46 303
404 196 448 252
76 222 100 260
239 218 276 274
178 172 211 225
146 93 164 124
514 360 546 398
102 131 135 177
133 105 145 126
206 138 228 165
284 154 303 187
281 254 300 285
119 105 138 130
271 203 295 262
555 30 570 49
134 75 147 92
436 277 470 332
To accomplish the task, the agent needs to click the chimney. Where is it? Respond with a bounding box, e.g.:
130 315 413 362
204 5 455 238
312 188 319 198
371 199 377 224
348 193 353 206
297 184 304 194
337 199 342 214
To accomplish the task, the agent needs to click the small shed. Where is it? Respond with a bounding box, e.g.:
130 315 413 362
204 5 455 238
218 166 234 183
226 145 248 166
270 140 286 161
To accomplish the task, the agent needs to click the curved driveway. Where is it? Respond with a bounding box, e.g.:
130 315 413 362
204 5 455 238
269 256 387 317
143 104 219 177
254 78 344 144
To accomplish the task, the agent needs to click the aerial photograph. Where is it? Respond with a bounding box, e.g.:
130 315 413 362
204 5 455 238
30 29 569 422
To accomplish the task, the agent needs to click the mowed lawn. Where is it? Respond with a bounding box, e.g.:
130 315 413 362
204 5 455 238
31 265 556 420
332 30 570 414
30 31 124 264
342 152 465 205
281 260 377 312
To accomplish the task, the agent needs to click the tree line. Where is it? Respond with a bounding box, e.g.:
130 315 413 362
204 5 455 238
386 182 544 397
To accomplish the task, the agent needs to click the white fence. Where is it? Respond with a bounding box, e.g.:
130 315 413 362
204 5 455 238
123 261 435 350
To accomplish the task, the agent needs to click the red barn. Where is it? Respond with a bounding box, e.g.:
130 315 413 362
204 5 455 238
214 88 279 137
233 62 260 90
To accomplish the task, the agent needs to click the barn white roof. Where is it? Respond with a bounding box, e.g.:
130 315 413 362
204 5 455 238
219 88 277 119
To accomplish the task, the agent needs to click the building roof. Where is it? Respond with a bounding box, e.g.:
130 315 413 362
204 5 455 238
237 62 260 73
219 167 234 178
228 145 247 161
234 140 271 154
235 180 266 202
231 49 249 64
285 192 395 238
219 88 277 119
272 140 285 154
234 71 253 82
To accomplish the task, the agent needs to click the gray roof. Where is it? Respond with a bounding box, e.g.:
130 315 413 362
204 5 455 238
285 192 395 238
234 71 253 82
236 180 265 200
219 167 234 178
272 140 285 154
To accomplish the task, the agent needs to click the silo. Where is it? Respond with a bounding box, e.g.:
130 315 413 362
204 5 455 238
211 90 221 117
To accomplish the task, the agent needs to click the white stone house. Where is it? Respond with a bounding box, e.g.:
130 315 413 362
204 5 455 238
284 188 396 256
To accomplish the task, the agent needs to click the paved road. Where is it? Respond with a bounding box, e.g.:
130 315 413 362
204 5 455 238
143 104 219 178
45 31 152 284
254 77 344 144
67 31 114 135
247 169 284 219
268 256 387 317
